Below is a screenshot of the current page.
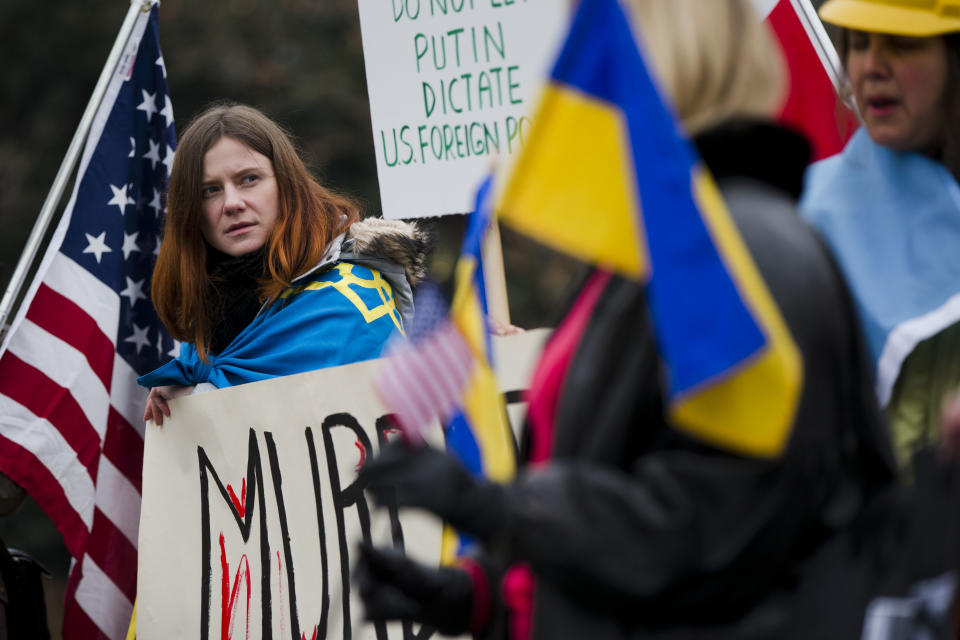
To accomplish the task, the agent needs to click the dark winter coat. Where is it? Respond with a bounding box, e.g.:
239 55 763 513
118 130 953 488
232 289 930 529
475 122 901 640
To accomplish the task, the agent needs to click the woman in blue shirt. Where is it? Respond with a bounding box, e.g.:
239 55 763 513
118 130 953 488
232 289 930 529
801 0 960 475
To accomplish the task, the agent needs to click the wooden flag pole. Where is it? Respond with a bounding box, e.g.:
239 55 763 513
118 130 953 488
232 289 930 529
483 218 511 329
0 0 148 338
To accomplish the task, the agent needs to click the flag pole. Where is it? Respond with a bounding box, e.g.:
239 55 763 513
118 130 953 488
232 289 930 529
0 0 149 335
482 218 511 328
790 0 847 94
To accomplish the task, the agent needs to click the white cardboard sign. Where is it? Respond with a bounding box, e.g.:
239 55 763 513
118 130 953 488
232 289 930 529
357 0 568 219
137 331 549 639
137 358 447 639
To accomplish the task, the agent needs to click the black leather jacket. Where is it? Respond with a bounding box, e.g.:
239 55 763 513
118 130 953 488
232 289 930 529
476 122 899 640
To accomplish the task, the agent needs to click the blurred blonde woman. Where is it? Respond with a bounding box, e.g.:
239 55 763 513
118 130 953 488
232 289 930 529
801 0 960 478
629 0 785 134
352 1 904 638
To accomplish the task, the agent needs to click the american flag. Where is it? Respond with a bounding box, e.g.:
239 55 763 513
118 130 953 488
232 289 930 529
375 281 475 440
376 177 515 490
376 179 515 565
0 3 175 638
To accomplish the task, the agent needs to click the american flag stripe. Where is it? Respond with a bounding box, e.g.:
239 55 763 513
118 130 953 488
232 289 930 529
0 355 103 476
0 394 95 520
11 320 111 431
0 434 90 556
430 325 474 390
0 391 99 515
95 456 141 546
0 313 140 565
110 356 149 435
73 554 133 640
62 591 110 640
87 509 138 600
0 3 172 636
398 345 448 430
27 284 116 389
44 254 121 343
419 330 465 402
376 322 475 434
104 408 144 492
418 342 470 417
382 354 436 431
402 341 454 415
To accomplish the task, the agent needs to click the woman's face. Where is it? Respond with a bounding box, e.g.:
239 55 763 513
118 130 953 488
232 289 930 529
847 31 949 153
199 136 280 257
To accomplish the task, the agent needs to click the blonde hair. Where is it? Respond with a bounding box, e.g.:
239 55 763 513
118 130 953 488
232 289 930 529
623 0 787 134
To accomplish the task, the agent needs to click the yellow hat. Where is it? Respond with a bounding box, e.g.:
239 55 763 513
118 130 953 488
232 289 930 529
819 0 960 37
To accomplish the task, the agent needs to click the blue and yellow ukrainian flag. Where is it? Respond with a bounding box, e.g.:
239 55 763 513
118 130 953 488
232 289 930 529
497 0 802 457
442 178 516 560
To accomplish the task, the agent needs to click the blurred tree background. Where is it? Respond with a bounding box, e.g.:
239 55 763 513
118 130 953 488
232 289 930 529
0 0 579 635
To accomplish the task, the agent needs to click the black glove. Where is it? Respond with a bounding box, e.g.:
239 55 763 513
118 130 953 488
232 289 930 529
354 542 473 635
357 441 509 542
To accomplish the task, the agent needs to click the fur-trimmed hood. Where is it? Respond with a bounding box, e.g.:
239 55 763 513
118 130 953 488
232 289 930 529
338 217 430 331
342 218 429 288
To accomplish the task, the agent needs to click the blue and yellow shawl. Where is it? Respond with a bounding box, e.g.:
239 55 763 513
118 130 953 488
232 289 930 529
137 261 404 389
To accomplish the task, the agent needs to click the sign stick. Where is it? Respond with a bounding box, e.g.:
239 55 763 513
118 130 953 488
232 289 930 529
482 218 511 328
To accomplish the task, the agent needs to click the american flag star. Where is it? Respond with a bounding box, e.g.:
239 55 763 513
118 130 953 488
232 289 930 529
143 139 161 171
121 231 140 260
107 183 135 216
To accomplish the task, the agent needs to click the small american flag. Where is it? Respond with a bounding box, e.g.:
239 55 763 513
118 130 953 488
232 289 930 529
376 180 515 565
0 3 175 638
375 282 475 440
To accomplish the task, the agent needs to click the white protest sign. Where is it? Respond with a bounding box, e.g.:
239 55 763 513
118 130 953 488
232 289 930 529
137 359 446 639
137 331 550 639
494 327 550 438
357 0 569 219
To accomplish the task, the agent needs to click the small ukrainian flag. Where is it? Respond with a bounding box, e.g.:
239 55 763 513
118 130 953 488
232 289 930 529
441 178 517 560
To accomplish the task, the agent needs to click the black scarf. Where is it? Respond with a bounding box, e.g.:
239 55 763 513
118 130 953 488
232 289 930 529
694 118 811 200
206 248 267 356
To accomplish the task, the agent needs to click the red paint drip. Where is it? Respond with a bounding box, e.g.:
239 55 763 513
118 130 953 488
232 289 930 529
219 533 251 640
220 534 229 640
237 555 251 640
302 626 318 640
227 479 247 518
354 438 366 472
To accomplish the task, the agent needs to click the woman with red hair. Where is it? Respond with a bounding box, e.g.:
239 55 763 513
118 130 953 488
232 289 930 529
140 104 427 422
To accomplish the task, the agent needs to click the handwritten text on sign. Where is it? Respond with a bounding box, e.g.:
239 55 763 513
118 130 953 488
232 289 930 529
137 361 448 640
358 0 567 218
